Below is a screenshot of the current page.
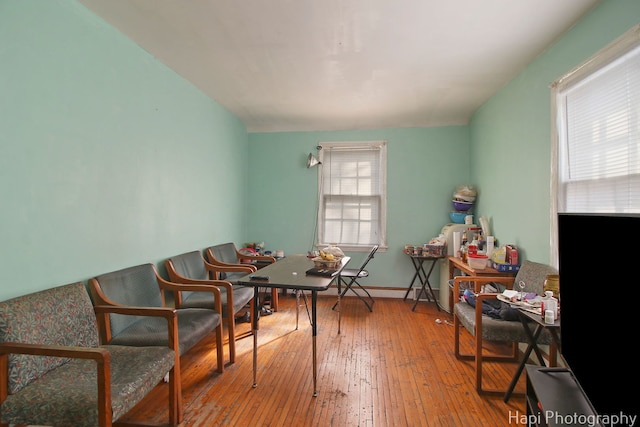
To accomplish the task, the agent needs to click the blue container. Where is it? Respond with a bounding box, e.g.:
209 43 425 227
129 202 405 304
452 200 474 211
449 211 467 224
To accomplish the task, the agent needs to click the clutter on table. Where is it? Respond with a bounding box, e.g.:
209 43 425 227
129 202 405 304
489 244 520 272
404 234 446 258
313 244 344 268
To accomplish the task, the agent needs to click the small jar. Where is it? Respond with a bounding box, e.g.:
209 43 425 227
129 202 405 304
542 291 558 321
468 241 478 256
543 274 560 296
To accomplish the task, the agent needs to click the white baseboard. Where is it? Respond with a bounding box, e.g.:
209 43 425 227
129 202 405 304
313 285 452 313
323 286 439 300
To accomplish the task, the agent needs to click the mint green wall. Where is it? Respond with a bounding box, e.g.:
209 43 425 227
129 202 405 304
248 127 470 287
0 1 248 300
469 0 640 265
2 0 636 300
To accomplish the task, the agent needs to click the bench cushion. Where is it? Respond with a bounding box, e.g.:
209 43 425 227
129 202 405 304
182 284 253 316
454 302 553 344
108 307 220 355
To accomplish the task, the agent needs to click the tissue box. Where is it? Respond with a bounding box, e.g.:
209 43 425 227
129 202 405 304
491 261 521 273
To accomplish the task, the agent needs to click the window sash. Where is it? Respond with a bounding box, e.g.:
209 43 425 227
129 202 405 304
551 24 640 266
321 195 381 246
558 43 640 213
317 141 386 250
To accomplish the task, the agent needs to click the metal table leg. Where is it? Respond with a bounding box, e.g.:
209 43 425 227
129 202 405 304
311 290 318 397
337 274 342 334
504 312 552 402
403 256 427 300
252 286 259 388
411 258 441 311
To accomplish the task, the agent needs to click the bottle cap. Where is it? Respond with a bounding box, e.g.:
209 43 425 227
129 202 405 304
544 291 553 298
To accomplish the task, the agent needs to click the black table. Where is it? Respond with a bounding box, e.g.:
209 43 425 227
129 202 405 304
402 253 443 311
504 308 561 402
238 254 350 397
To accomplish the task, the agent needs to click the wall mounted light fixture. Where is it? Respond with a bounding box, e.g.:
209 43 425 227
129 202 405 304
306 153 321 168
306 146 322 168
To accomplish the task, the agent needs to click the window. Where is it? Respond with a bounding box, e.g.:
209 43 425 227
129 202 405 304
316 141 387 251
551 24 640 263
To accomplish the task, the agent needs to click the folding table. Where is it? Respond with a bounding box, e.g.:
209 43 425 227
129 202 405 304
402 253 443 311
238 254 350 397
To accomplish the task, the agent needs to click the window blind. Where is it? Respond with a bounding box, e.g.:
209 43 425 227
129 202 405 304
558 43 640 213
318 141 386 248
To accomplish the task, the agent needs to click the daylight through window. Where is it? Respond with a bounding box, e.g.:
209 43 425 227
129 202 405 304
317 141 387 251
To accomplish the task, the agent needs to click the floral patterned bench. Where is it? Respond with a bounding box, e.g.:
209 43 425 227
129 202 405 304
0 282 179 427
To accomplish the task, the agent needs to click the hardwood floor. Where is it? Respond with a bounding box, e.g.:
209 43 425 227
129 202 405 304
121 294 528 426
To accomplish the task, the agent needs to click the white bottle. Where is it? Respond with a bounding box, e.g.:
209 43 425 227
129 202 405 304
543 291 558 321
486 236 495 259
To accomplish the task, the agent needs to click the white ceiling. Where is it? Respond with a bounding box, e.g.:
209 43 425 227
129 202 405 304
78 0 600 133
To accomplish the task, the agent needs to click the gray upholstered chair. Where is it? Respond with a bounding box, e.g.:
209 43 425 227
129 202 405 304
165 250 255 364
452 259 558 395
205 242 279 311
88 263 224 373
0 282 179 427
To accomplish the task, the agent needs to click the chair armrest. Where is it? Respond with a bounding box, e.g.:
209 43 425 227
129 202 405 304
0 342 111 412
156 276 223 314
93 305 179 349
452 275 515 298
164 275 235 312
0 341 109 361
165 275 234 293
206 263 257 276
94 304 178 319
206 259 258 273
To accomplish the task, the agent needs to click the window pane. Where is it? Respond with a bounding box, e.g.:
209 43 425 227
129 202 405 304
558 43 640 214
318 141 385 248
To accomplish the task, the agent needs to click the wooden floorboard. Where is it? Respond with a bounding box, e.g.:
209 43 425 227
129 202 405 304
120 293 528 426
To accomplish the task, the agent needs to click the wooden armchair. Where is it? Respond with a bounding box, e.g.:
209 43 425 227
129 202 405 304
452 260 558 395
0 282 179 427
88 263 225 421
165 250 255 364
206 242 279 311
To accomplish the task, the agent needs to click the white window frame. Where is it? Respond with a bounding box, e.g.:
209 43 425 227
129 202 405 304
551 24 640 266
316 140 387 252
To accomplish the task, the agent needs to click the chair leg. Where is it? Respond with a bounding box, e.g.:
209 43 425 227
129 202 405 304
271 287 279 311
454 312 521 395
168 365 180 426
172 355 184 423
352 280 374 311
227 307 236 364
215 321 224 373
475 339 520 395
454 312 465 360
332 276 374 312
